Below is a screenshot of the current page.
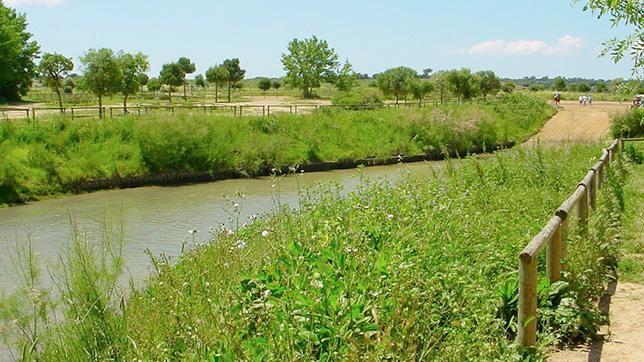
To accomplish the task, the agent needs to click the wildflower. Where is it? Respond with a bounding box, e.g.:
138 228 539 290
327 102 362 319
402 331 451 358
188 228 198 235
235 240 247 249
310 279 324 289
261 230 270 237
387 214 394 221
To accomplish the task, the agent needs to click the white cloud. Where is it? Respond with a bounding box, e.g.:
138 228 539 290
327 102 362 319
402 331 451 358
5 0 63 7
460 35 586 56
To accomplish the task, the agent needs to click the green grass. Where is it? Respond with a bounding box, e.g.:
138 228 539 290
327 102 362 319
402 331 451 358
620 142 644 283
0 93 555 205
1 143 627 360
611 108 644 138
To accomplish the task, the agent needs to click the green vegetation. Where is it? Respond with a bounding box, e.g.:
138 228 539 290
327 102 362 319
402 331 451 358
79 48 122 117
38 53 74 110
377 66 418 104
1 143 628 360
620 142 644 283
0 2 39 102
0 94 554 205
611 108 644 138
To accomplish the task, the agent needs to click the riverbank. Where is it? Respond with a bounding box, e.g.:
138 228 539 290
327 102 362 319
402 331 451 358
1 143 628 360
0 93 554 205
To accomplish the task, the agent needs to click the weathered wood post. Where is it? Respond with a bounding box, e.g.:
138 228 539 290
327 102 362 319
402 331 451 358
577 185 589 234
70 108 74 119
546 223 562 282
518 253 538 348
239 106 243 117
588 170 597 210
262 105 266 116
109 107 113 118
295 105 298 115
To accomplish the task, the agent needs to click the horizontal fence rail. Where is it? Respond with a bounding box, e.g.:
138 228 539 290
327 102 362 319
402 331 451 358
517 138 642 348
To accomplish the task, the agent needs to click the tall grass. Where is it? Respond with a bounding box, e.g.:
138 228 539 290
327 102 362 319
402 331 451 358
611 108 644 138
1 144 628 360
0 93 554 205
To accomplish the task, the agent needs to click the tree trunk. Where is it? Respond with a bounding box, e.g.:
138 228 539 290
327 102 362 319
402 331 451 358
123 94 128 111
183 82 187 101
215 83 218 103
227 81 231 102
169 88 172 103
98 94 103 119
395 94 399 105
55 87 64 113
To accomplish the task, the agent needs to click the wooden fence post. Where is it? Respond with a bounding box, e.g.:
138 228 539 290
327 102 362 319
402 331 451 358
578 186 589 234
588 170 597 210
518 253 537 347
546 224 562 282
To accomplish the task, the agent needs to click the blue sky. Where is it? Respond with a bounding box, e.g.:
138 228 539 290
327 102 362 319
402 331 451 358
5 0 636 80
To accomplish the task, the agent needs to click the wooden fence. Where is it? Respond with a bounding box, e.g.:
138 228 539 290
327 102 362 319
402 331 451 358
517 137 642 347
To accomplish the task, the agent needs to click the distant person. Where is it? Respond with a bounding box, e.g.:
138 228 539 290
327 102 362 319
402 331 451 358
553 91 561 107
579 95 583 105
588 95 592 105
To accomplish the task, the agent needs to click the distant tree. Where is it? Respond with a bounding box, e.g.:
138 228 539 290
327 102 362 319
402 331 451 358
0 3 40 101
281 36 340 98
159 62 184 102
502 82 516 93
232 82 244 94
222 58 246 102
377 66 418 104
194 74 206 88
272 80 281 97
139 73 149 91
422 68 433 78
334 61 357 92
80 48 122 118
529 84 544 92
410 80 434 103
446 68 479 100
575 0 643 75
553 77 567 91
431 71 450 103
205 65 229 102
38 52 74 110
476 70 501 100
117 52 149 109
63 78 76 94
567 83 579 92
258 78 272 93
147 77 161 93
177 57 196 101
595 82 609 92
578 82 591 92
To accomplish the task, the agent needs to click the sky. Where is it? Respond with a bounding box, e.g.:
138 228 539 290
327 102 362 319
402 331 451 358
4 0 637 80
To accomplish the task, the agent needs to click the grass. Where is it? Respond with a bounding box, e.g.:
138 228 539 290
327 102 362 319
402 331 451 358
619 142 644 283
0 93 555 205
611 108 644 138
0 143 629 360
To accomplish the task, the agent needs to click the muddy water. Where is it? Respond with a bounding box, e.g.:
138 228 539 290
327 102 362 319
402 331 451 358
0 160 444 293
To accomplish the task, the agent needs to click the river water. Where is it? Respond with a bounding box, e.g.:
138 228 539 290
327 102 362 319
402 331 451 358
0 160 444 294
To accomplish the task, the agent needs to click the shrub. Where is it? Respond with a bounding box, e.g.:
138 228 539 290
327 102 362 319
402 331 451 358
611 108 644 138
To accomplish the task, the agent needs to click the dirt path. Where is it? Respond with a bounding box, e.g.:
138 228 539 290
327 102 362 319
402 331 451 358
527 100 629 143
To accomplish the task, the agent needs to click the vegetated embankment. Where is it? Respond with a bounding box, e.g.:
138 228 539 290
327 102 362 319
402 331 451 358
0 93 553 205
3 143 627 360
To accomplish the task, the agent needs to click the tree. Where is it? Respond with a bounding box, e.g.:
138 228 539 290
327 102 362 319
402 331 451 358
177 57 196 101
553 76 567 91
0 2 40 101
258 78 272 94
422 68 433 78
63 78 76 94
159 62 184 102
334 61 357 92
410 80 434 103
222 58 246 102
205 65 229 103
431 71 450 104
377 66 418 104
502 82 516 93
567 83 579 92
147 78 161 93
272 80 281 97
38 53 74 110
117 52 149 108
476 70 501 100
139 73 149 91
194 74 206 88
575 0 643 75
595 82 609 92
578 82 591 92
446 68 480 100
281 36 340 98
80 48 122 118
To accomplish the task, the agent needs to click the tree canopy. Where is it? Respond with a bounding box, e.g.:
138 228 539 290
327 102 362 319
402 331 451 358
258 78 272 92
476 70 501 100
222 58 246 102
0 2 40 101
205 65 229 102
159 62 184 102
177 57 196 100
446 68 480 100
38 52 73 109
118 52 149 107
281 36 341 98
377 66 418 104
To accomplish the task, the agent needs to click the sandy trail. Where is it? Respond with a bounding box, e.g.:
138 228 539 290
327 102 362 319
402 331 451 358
528 100 629 143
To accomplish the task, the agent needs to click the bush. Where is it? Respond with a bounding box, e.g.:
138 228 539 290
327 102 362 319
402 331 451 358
331 91 383 109
611 108 644 138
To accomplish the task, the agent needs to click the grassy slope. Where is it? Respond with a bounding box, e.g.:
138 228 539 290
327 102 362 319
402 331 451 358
620 144 644 283
0 94 554 205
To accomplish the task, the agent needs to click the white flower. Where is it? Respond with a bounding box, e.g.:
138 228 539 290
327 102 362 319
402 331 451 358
227 228 234 236
310 279 324 289
387 214 394 220
188 228 198 235
261 230 270 237
235 240 247 249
